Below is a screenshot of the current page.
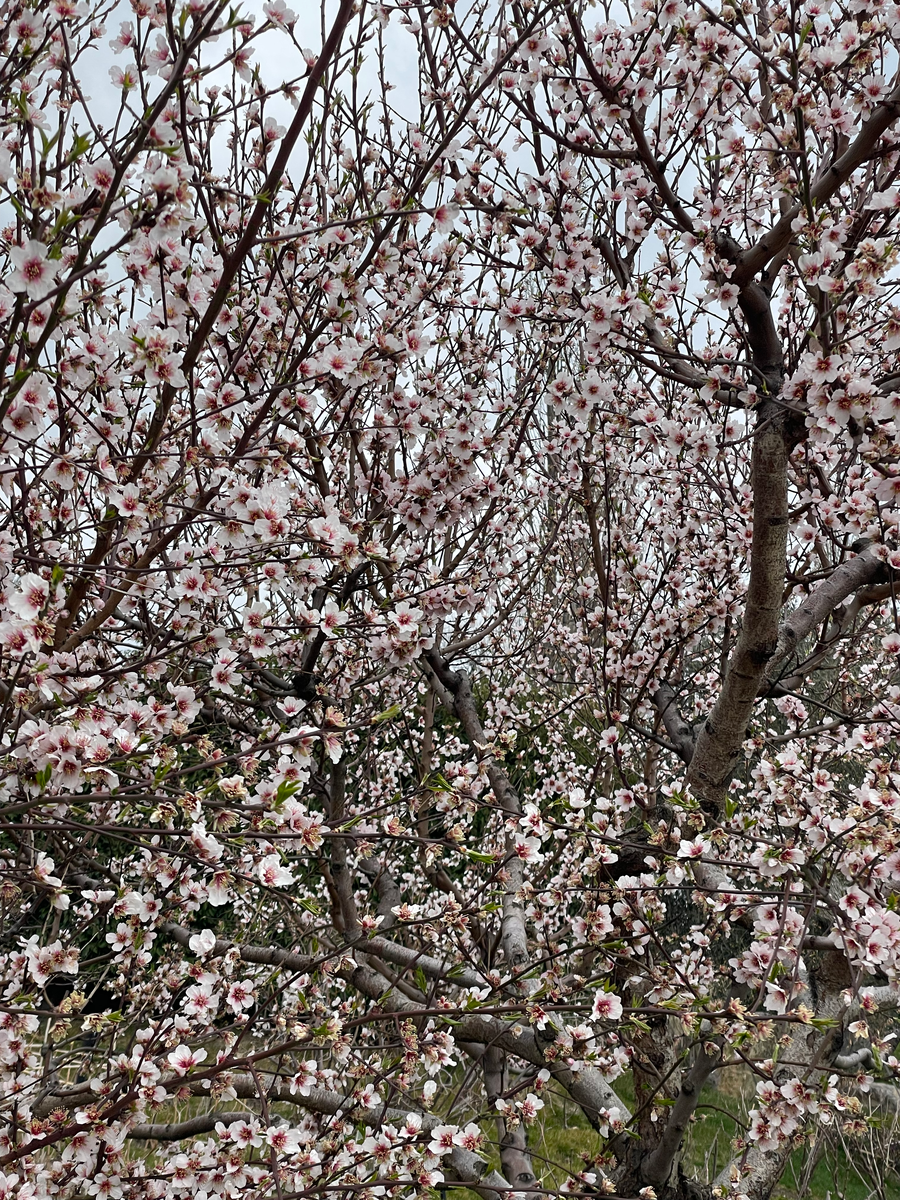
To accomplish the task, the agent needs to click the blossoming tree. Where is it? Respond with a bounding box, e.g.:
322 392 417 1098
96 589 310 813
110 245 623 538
4 0 900 1197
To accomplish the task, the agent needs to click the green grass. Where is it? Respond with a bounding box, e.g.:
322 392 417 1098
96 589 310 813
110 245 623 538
461 1081 900 1200
48 1034 900 1200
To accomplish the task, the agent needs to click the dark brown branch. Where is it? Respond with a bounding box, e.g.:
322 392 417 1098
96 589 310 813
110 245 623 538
683 259 793 808
139 0 358 466
565 7 695 234
737 282 784 393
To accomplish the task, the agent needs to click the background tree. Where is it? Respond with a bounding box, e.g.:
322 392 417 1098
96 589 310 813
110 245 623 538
3 0 900 1199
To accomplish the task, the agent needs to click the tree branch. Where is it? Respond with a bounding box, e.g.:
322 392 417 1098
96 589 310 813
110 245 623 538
641 1042 722 1189
424 650 533 991
343 959 630 1135
652 684 696 765
763 547 884 689
687 408 789 809
128 1110 254 1141
47 1074 510 1198
359 855 402 933
732 85 900 288
160 921 489 990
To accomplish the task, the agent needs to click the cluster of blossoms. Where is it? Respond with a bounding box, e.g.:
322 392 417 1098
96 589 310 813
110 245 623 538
5 0 900 1197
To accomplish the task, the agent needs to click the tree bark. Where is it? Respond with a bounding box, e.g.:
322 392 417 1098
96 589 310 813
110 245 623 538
686 405 789 810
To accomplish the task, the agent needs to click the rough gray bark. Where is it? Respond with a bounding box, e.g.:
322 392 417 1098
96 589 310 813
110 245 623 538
484 1044 540 1190
652 683 696 764
764 547 886 695
770 547 883 667
344 959 628 1131
128 1110 255 1140
160 921 318 972
640 1043 723 1190
359 855 402 933
161 920 488 990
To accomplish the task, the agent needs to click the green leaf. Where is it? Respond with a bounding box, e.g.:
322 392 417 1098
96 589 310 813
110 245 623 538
464 849 497 864
69 132 92 162
39 128 62 160
809 1016 838 1031
372 703 401 723
275 779 302 803
425 772 454 791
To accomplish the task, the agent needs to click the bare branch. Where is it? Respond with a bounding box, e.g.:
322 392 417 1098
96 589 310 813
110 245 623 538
424 650 533 989
732 84 900 287
128 1110 255 1141
765 547 885 687
652 684 696 765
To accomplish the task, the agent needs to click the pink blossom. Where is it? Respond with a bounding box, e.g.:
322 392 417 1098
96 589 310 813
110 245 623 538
226 980 255 1012
591 991 624 1021
258 853 294 887
427 1124 457 1157
188 929 217 956
7 240 59 300
8 573 49 619
513 834 543 863
167 1044 207 1075
433 203 459 233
